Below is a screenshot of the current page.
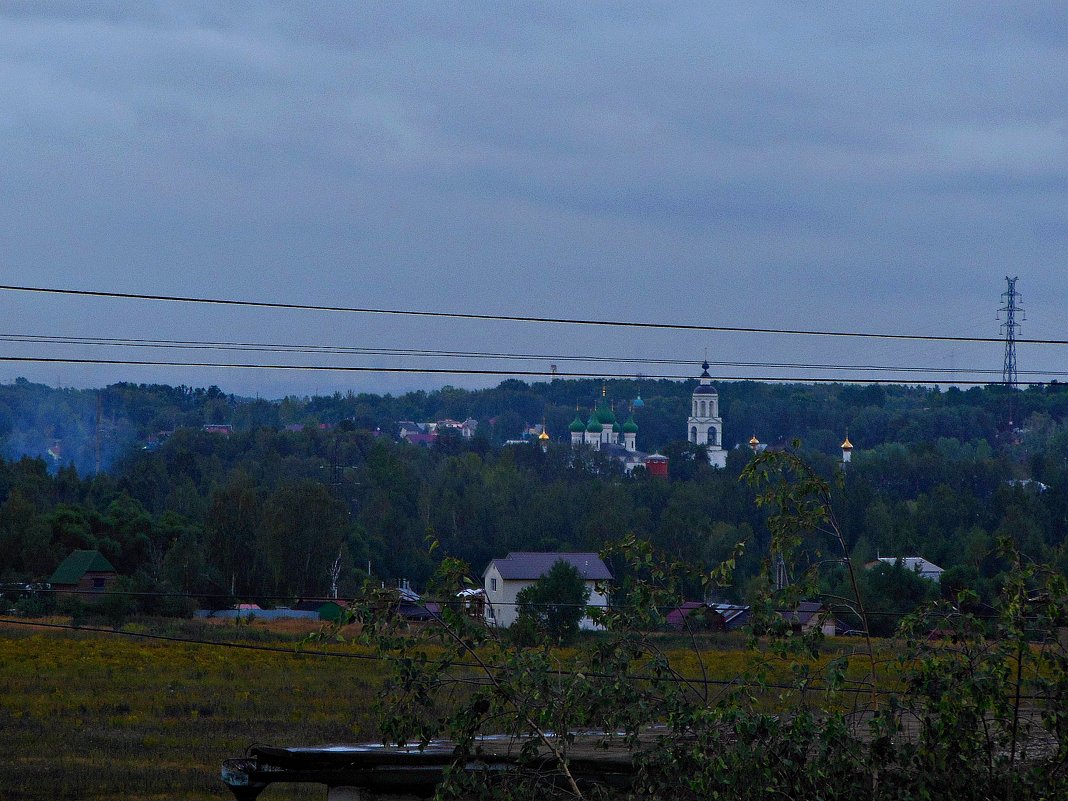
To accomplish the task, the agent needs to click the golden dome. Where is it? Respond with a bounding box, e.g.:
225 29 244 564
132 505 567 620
840 436 853 450
748 435 760 446
538 429 550 441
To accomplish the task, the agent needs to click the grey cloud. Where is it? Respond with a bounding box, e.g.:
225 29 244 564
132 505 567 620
0 2 1066 395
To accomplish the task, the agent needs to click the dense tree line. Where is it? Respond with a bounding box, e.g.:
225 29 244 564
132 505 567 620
2 378 1068 620
4 373 1068 475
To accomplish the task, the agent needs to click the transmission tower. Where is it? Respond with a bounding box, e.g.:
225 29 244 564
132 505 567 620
773 552 789 592
997 276 1025 426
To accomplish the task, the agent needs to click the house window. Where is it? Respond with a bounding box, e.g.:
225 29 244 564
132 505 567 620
490 578 497 592
92 577 106 592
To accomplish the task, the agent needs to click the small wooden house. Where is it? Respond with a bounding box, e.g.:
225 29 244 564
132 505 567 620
48 550 118 601
781 601 836 636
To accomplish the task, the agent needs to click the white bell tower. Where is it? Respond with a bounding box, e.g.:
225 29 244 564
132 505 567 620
687 360 727 468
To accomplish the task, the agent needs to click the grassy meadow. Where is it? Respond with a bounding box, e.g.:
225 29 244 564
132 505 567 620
0 618 886 800
0 619 384 801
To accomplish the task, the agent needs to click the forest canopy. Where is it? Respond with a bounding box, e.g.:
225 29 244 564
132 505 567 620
1 377 1067 619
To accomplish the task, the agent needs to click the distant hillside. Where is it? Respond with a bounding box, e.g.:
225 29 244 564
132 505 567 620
0 380 237 474
2 375 1067 476
3 375 1068 620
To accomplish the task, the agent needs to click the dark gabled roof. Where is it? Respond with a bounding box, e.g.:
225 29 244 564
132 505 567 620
49 550 116 585
485 552 612 581
781 601 825 625
711 603 751 628
404 432 437 444
398 600 440 621
666 601 726 630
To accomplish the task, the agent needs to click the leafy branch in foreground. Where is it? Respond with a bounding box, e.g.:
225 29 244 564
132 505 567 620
318 450 1068 801
741 445 881 706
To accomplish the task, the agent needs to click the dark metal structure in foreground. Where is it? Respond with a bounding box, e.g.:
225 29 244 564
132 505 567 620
223 737 637 800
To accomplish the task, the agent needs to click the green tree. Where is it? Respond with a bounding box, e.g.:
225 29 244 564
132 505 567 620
515 559 591 642
339 452 1068 801
259 480 347 597
204 470 262 597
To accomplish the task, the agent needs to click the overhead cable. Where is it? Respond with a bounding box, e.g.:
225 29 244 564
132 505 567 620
0 354 1058 385
0 616 1016 699
0 332 1058 377
1 283 1063 345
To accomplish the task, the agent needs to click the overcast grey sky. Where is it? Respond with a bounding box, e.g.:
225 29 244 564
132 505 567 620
0 2 1064 397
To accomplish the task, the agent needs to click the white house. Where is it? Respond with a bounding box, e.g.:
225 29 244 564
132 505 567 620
876 556 944 582
482 552 612 630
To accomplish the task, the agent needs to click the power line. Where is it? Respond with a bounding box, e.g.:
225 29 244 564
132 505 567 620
0 331 1062 378
9 586 1022 621
0 354 1064 386
0 617 1053 700
0 616 833 692
2 283 1065 345
0 616 998 699
0 616 385 660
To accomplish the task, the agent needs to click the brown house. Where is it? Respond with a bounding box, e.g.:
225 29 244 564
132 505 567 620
49 550 118 601
666 601 727 632
781 601 836 636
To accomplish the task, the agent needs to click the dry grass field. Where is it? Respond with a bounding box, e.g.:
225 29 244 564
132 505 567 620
0 618 383 801
0 617 887 800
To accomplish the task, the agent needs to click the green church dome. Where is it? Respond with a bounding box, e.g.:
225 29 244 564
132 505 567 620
622 416 639 434
568 414 586 433
597 404 617 425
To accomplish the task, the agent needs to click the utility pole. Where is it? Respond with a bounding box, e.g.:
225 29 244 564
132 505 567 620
998 276 1025 428
774 552 789 592
94 393 102 474
332 437 342 497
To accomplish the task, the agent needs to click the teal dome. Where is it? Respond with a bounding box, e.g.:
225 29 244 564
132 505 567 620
612 422 621 433
586 415 603 433
622 416 638 434
632 395 645 408
568 414 586 433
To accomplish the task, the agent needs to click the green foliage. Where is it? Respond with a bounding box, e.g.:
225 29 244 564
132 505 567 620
2 378 1068 625
12 595 51 617
849 559 938 636
346 452 1068 800
95 577 137 628
515 559 591 643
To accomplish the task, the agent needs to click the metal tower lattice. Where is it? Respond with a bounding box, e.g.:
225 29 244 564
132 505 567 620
999 276 1023 387
773 552 789 592
998 276 1025 426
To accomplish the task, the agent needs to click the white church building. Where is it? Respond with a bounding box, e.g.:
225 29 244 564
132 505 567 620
688 360 727 468
567 362 728 469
